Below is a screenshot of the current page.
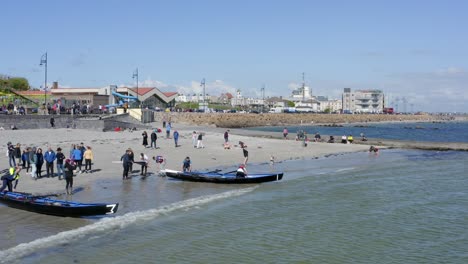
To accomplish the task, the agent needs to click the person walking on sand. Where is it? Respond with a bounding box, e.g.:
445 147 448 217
239 141 249 165
197 132 204 149
224 130 230 143
83 146 94 173
166 123 171 138
56 147 65 180
44 147 56 178
142 131 148 148
173 130 179 147
150 130 157 149
64 159 77 194
50 117 55 128
192 131 197 148
283 127 288 139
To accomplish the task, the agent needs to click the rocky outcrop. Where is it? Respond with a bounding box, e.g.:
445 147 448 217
153 112 441 128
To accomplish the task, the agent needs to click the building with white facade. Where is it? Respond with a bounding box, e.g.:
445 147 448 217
342 88 384 113
290 85 312 102
319 99 342 113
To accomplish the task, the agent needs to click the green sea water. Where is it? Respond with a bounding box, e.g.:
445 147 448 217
4 149 467 264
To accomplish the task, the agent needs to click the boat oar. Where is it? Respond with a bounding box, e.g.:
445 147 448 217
222 170 237 174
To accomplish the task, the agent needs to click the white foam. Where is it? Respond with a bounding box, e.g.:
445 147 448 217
335 167 355 173
0 186 257 262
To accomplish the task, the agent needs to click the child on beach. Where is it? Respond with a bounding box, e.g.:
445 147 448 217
239 141 248 165
153 155 166 171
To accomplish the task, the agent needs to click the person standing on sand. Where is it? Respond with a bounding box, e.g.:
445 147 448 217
56 147 65 180
150 130 157 149
50 117 55 128
64 159 76 194
7 142 16 167
239 141 248 165
142 131 148 147
72 145 83 173
36 148 44 178
192 131 197 148
29 147 37 179
83 146 94 173
197 132 204 149
21 149 28 170
15 143 22 166
44 147 56 178
283 127 288 139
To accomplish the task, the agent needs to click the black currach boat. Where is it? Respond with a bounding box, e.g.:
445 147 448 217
164 169 284 184
0 191 119 217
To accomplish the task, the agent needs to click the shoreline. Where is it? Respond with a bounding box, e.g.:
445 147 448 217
0 127 371 196
1 119 466 197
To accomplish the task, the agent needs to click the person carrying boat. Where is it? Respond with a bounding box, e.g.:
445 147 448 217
140 153 149 176
239 141 248 165
64 159 77 195
121 149 134 180
236 164 247 178
182 157 191 172
0 165 21 192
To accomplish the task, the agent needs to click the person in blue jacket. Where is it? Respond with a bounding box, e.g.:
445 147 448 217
72 147 83 173
44 147 56 178
173 130 179 147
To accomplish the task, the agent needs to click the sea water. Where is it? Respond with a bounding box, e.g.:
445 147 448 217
2 149 467 263
248 121 468 143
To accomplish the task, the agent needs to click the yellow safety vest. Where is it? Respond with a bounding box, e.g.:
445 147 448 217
9 167 20 180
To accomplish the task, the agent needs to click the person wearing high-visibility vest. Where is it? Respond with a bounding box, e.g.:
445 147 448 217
0 165 21 192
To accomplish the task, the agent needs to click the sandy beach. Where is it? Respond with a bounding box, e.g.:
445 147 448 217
0 125 371 195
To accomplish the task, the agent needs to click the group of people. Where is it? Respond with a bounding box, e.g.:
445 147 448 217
3 141 94 195
120 147 167 179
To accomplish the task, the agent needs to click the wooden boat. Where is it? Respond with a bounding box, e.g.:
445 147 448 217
163 169 283 184
0 191 119 217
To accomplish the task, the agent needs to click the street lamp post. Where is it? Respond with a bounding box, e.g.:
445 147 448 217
40 52 48 114
261 84 265 113
132 68 139 108
200 78 206 112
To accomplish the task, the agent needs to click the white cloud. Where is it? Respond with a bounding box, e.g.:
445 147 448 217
384 67 468 112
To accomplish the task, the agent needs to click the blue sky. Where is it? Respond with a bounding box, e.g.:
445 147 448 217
1 0 467 112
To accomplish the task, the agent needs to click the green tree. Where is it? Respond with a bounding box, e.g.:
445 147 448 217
8 77 29 90
286 100 295 107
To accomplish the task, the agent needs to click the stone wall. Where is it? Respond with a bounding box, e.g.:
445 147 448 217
0 114 151 131
152 112 442 128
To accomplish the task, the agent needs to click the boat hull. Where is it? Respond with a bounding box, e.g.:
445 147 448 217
164 169 283 184
0 192 118 217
